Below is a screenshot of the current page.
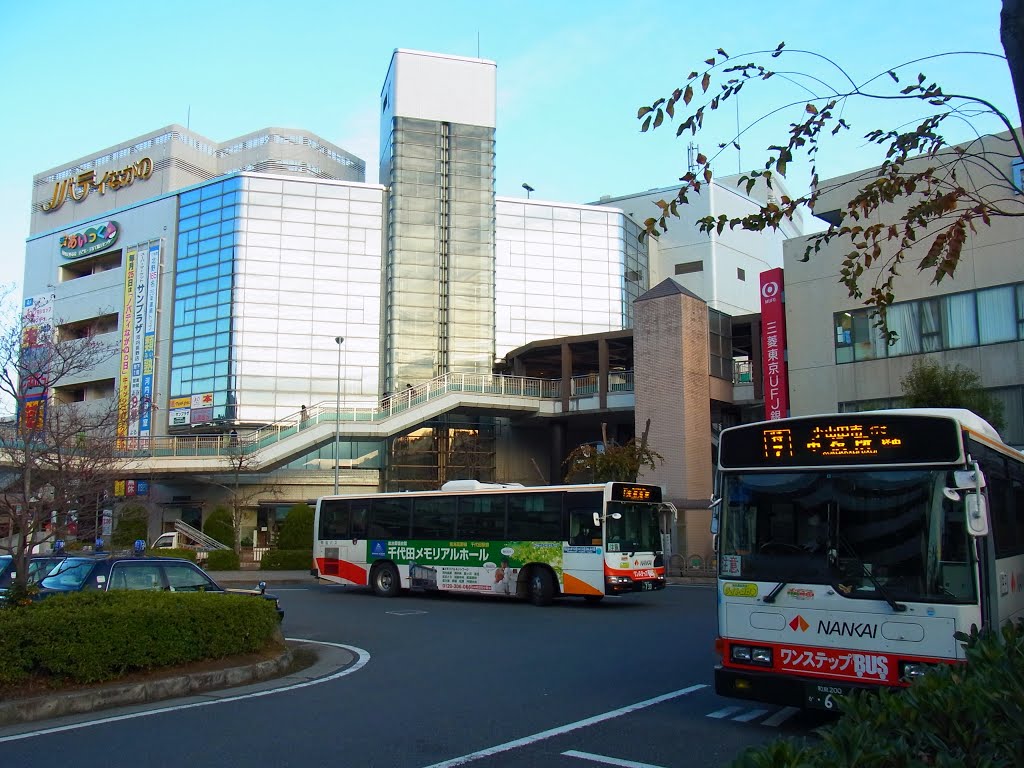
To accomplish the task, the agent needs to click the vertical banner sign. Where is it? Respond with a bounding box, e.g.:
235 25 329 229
128 245 149 440
20 293 56 432
759 268 790 421
140 242 160 440
117 247 136 446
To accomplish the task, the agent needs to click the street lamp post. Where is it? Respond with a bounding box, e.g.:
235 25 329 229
334 336 344 495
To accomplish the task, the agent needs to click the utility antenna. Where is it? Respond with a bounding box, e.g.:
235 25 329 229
187 105 191 131
687 142 699 176
477 31 480 58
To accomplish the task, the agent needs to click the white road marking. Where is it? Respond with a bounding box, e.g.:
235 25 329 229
706 705 743 719
563 749 668 768
761 707 800 727
419 684 707 768
386 609 428 615
0 638 369 744
731 708 769 723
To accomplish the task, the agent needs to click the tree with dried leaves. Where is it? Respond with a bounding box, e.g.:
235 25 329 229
638 0 1024 343
563 421 663 484
196 433 276 556
0 290 130 593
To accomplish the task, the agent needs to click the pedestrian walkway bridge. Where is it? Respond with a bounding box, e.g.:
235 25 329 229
113 371 635 476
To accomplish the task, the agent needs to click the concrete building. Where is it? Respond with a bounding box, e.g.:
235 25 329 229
783 130 1024 448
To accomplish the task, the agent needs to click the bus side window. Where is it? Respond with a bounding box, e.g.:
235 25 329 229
351 501 369 540
569 510 596 545
320 500 350 540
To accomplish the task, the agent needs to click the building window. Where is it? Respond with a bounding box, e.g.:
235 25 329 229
675 260 703 275
737 267 745 281
834 282 1024 364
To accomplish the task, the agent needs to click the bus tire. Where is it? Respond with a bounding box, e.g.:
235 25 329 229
371 562 401 597
527 567 555 606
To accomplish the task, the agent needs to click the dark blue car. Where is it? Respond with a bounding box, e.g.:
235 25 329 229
37 554 283 619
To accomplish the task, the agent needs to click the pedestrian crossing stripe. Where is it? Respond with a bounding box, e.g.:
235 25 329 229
706 705 800 727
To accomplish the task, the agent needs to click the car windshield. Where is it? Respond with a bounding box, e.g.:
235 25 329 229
718 469 974 603
40 558 99 590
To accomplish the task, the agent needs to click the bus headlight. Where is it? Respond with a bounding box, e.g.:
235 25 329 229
731 644 772 666
900 661 934 681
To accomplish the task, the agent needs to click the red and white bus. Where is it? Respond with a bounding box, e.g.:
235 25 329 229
713 408 1024 709
312 480 671 605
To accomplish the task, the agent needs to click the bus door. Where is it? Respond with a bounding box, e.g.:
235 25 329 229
318 498 371 586
562 494 605 597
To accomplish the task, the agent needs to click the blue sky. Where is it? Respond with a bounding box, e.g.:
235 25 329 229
0 0 1015 299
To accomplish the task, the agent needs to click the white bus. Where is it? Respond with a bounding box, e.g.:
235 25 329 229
713 408 1024 709
312 480 671 605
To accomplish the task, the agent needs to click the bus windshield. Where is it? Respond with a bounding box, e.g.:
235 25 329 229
605 500 662 554
719 469 974 603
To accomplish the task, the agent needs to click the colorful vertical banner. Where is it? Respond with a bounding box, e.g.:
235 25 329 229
117 246 136 445
117 240 162 446
759 268 790 421
20 293 55 432
140 242 161 438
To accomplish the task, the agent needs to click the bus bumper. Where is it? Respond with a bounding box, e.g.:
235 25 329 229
606 576 666 594
715 665 876 710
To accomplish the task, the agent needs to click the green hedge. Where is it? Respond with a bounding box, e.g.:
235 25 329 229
205 549 241 570
149 547 198 562
731 621 1024 767
277 504 314 550
0 590 281 685
261 549 312 570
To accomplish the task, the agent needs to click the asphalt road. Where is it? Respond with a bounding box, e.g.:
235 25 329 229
0 582 834 767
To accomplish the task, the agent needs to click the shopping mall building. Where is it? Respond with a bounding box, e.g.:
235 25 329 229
22 49 1022 562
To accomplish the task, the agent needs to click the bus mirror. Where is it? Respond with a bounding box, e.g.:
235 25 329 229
592 512 601 527
953 468 986 489
965 493 989 537
710 513 720 536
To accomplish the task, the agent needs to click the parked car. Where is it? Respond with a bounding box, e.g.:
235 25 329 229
0 554 71 600
36 554 283 619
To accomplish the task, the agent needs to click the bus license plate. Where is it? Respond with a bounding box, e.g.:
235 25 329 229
805 682 852 711
640 581 655 591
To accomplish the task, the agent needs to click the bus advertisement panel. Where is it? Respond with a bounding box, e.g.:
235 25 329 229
712 408 1024 710
313 480 670 605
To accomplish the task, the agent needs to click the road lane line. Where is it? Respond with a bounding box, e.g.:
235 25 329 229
0 638 369 744
419 684 707 768
563 749 668 768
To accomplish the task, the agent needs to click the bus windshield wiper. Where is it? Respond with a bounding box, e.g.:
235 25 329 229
837 533 906 612
762 582 786 603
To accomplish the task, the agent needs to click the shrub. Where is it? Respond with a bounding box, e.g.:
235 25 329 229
205 549 241 570
730 621 1024 767
203 506 235 548
261 549 312 571
276 504 314 551
0 591 281 685
112 505 149 548
151 548 198 562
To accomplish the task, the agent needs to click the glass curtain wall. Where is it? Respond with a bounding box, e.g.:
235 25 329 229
382 116 496 393
171 177 242 423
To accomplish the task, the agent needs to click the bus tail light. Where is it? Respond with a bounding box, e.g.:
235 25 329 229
714 636 725 660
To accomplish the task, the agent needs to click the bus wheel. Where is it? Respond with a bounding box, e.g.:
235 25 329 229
372 563 400 597
528 568 555 606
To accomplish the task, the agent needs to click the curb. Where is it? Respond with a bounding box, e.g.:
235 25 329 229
0 646 297 727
